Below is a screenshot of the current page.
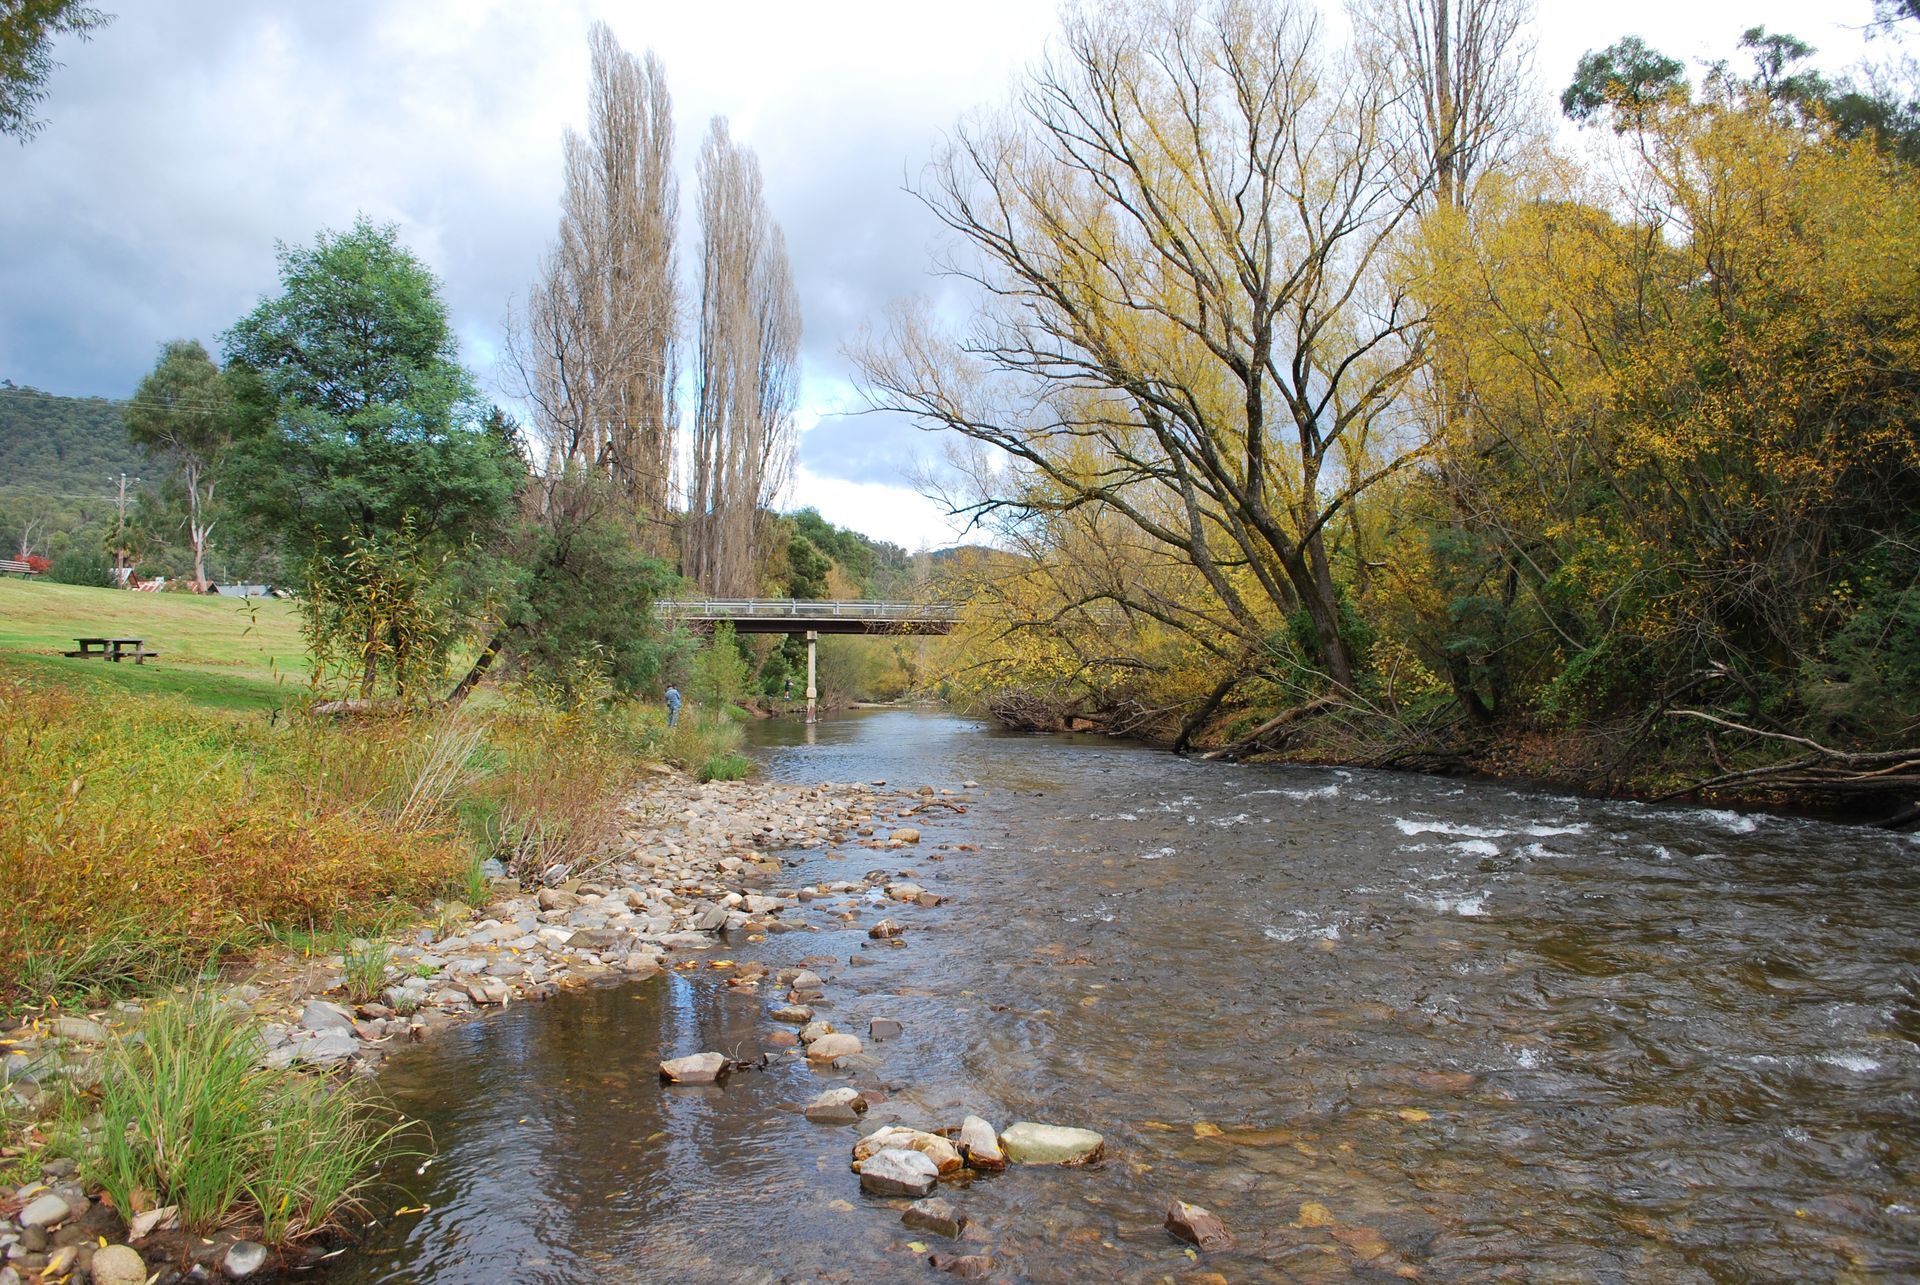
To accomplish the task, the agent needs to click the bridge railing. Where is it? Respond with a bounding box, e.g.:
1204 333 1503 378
657 599 963 622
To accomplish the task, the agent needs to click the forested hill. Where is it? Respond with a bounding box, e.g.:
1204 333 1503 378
0 385 144 497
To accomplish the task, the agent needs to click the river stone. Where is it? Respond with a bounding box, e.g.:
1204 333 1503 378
90 1244 146 1285
464 979 510 1005
999 1121 1105 1166
889 828 921 844
805 1087 869 1123
958 1115 1006 1171
789 969 825 992
694 904 730 931
296 1030 357 1065
858 1148 938 1198
807 1033 864 1063
536 888 577 911
854 1127 965 1175
770 1004 814 1024
867 919 904 940
902 1196 969 1239
659 1052 729 1084
1165 1199 1234 1252
224 1239 269 1279
49 1016 108 1044
799 1019 834 1044
929 1253 994 1278
19 1193 71 1228
869 1017 904 1042
299 1000 355 1033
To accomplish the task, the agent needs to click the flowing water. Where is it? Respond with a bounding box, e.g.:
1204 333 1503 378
324 710 1920 1282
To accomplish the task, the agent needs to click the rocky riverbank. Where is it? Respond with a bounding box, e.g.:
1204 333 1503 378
1 768 987 1283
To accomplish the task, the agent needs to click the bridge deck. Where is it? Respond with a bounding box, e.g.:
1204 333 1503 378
658 599 960 635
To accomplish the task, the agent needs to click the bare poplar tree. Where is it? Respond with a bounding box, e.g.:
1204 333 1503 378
1349 0 1536 209
686 117 802 596
506 23 678 535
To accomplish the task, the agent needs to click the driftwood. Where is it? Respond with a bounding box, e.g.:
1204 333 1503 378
1199 696 1340 761
308 698 408 718
1657 709 1920 825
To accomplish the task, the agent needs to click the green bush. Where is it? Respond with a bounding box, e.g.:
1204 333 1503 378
47 547 114 587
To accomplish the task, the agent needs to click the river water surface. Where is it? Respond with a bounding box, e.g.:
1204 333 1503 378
325 710 1920 1282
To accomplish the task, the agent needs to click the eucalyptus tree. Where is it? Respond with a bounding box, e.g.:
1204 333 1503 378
124 339 235 590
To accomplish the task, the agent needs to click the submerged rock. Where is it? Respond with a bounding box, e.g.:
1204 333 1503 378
858 1148 938 1198
805 1087 869 1123
999 1121 1105 1166
658 1052 728 1084
806 1032 864 1063
929 1252 994 1278
902 1196 969 1239
1165 1199 1234 1251
869 1017 904 1042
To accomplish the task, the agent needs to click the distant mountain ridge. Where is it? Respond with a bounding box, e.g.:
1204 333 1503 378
0 384 145 498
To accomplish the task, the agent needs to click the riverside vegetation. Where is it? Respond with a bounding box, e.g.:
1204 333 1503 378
878 3 1920 822
0 581 757 1278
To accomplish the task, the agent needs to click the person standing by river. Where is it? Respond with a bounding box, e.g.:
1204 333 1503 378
664 684 681 728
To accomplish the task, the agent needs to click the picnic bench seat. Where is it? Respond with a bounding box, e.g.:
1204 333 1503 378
0 558 36 577
62 637 160 664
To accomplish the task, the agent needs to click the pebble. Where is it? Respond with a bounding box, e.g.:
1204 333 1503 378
854 1127 964 1176
869 1018 904 1042
90 1244 146 1285
867 919 904 940
18 1193 70 1229
224 1239 269 1279
1165 1199 1234 1252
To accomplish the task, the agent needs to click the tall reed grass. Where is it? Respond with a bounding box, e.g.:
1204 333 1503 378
90 993 413 1242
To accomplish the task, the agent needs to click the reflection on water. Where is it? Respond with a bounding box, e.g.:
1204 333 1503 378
325 709 1920 1282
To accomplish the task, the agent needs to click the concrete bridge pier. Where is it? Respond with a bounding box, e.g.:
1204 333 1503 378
805 630 818 724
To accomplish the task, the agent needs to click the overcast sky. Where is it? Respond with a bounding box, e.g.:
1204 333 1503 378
0 0 1890 549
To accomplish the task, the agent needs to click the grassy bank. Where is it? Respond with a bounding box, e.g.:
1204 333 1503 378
0 577 758 1259
0 579 307 710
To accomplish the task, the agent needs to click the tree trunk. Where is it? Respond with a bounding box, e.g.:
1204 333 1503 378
444 628 507 710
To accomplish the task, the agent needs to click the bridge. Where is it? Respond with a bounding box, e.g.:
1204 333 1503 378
655 599 960 723
657 599 960 636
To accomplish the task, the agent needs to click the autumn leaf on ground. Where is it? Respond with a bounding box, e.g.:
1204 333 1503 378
1295 1201 1335 1228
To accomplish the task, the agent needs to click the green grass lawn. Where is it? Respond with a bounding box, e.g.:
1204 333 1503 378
0 579 308 711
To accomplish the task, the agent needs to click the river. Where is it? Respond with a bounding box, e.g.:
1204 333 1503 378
322 709 1920 1282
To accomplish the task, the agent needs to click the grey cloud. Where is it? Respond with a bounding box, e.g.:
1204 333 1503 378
798 409 933 487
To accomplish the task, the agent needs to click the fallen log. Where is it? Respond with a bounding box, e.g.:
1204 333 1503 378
1199 696 1340 761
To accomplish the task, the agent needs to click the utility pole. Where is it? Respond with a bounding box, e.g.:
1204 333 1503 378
111 472 136 586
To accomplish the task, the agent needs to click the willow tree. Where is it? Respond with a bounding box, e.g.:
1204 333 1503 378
861 0 1430 698
685 117 801 597
507 23 678 539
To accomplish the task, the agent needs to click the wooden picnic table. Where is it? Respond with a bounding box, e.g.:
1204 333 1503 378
63 636 160 664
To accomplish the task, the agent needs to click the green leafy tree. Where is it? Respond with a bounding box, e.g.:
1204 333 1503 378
689 622 750 712
224 216 521 698
124 340 234 590
1562 36 1688 127
0 0 109 142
